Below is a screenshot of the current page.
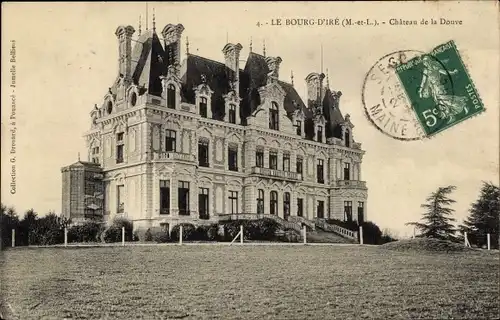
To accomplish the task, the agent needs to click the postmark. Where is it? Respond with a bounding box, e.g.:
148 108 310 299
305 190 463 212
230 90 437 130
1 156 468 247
362 50 427 141
395 40 485 137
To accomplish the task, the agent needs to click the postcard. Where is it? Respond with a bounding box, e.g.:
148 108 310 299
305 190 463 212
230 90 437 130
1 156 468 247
1 2 498 319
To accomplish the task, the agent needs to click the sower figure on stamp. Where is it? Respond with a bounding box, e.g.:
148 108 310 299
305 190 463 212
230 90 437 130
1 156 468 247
418 55 468 123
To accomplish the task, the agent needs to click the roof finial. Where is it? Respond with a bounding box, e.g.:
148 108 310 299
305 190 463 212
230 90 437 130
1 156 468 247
78 152 80 161
291 70 294 87
263 39 266 57
152 8 156 32
145 3 148 30
326 68 330 88
138 15 142 36
320 43 324 74
186 36 190 55
250 37 253 52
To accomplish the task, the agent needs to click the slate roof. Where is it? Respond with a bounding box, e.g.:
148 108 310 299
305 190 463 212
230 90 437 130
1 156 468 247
111 30 346 139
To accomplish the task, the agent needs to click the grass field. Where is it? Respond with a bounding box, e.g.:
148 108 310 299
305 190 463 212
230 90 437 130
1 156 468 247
1 245 498 319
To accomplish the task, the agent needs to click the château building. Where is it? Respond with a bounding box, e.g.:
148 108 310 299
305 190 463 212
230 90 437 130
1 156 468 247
64 21 368 232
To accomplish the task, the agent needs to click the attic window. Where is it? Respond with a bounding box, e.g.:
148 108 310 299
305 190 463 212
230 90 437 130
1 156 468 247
295 120 302 136
345 129 350 148
269 102 279 130
317 126 323 143
107 101 113 115
130 92 137 107
200 97 208 118
167 84 176 109
228 104 236 124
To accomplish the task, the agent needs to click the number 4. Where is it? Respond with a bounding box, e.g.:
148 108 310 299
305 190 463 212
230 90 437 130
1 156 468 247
422 110 437 127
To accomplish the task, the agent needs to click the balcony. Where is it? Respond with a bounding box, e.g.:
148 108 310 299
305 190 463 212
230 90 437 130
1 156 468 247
336 180 367 189
251 167 302 182
153 152 196 163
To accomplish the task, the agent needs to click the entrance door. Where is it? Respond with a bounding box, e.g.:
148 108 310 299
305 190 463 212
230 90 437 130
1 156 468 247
317 201 324 219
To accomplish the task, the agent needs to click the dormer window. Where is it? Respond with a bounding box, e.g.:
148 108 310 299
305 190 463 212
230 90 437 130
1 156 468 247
167 84 176 109
345 129 350 148
228 104 236 124
200 97 208 118
130 92 137 107
296 120 302 136
317 126 323 143
107 101 113 115
269 102 279 130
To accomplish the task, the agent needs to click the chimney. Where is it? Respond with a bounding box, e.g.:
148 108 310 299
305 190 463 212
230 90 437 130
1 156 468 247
305 72 325 108
222 43 243 96
161 24 185 67
265 56 282 84
115 25 135 82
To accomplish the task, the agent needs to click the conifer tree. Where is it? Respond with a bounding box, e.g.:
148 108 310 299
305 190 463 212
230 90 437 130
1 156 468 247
460 182 499 248
407 185 457 241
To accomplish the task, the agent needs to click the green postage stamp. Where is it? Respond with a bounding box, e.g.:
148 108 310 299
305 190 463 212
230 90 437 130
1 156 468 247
395 40 485 137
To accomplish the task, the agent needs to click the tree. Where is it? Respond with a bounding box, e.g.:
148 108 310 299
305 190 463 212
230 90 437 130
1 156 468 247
20 209 38 245
460 182 499 248
407 185 458 241
1 204 20 248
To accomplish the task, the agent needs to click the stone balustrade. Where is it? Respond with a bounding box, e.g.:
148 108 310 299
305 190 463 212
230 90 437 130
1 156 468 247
336 180 367 189
153 152 196 162
250 167 302 181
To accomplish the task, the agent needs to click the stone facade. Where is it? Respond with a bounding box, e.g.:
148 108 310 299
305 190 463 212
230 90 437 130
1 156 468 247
75 22 368 232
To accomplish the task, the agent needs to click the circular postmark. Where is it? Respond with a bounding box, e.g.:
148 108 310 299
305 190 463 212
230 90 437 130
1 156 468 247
362 50 427 141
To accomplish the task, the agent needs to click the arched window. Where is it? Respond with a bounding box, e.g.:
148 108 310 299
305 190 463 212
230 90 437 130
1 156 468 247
344 129 350 148
257 189 264 214
269 102 279 130
167 84 176 109
270 191 278 215
283 192 290 218
200 97 208 118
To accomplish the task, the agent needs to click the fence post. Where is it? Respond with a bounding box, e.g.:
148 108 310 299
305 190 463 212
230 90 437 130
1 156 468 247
240 225 244 244
179 225 183 245
64 227 68 247
12 229 15 248
303 225 307 244
122 227 125 247
464 231 471 247
359 226 364 245
487 233 491 250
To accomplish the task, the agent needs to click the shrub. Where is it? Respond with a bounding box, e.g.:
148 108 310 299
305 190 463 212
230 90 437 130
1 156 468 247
277 229 301 243
221 218 281 241
147 227 170 243
192 224 219 241
170 223 196 241
100 217 134 243
68 221 103 243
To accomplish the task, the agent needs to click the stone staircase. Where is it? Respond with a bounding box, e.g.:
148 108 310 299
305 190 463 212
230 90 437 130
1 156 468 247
314 218 359 241
218 214 359 243
306 229 356 244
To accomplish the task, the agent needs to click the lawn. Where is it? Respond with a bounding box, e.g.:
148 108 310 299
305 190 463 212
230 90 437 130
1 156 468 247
0 245 498 320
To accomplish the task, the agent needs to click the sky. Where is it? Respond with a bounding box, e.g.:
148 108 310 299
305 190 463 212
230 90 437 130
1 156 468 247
1 2 498 238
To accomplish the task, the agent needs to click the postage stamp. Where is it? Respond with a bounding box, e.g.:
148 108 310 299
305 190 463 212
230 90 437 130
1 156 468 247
363 41 485 140
362 50 427 141
395 40 485 137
